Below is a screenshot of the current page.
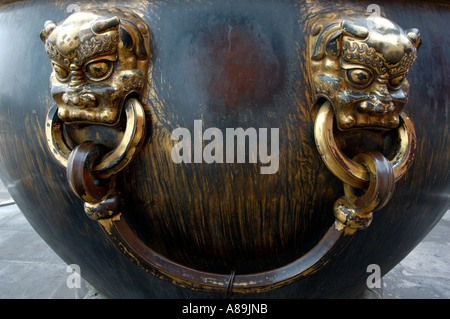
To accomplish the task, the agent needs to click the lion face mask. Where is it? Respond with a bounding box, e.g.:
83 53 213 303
308 11 421 131
40 10 150 126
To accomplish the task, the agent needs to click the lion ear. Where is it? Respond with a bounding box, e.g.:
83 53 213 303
311 23 342 60
91 16 120 33
341 20 369 39
40 20 57 43
405 28 422 49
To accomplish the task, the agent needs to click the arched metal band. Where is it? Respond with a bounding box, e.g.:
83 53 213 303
99 214 352 295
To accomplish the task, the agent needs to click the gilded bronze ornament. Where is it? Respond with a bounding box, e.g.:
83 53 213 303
41 9 150 225
40 9 151 127
309 9 420 234
308 10 421 131
41 9 150 179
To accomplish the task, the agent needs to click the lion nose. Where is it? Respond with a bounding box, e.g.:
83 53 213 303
357 88 395 115
357 99 395 115
62 92 97 109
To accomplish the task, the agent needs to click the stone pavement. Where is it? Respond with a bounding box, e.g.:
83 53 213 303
0 181 448 299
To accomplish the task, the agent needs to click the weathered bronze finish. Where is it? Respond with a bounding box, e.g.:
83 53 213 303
37 6 420 294
0 0 448 299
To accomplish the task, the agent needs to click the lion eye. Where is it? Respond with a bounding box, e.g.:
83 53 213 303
389 74 406 90
53 63 69 82
347 68 373 88
85 61 112 81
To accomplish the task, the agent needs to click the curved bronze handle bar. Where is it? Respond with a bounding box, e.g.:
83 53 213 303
99 214 352 295
95 148 393 295
314 101 416 189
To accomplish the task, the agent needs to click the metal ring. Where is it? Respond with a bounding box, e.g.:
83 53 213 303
66 141 110 204
343 152 395 213
314 101 416 189
45 97 146 179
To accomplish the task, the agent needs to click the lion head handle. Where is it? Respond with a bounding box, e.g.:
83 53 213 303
40 9 150 126
308 11 421 131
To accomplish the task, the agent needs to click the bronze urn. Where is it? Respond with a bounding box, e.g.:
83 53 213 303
0 0 448 299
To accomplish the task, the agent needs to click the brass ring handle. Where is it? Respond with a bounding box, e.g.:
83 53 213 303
314 101 416 189
66 142 112 205
343 152 395 213
333 152 396 231
314 100 415 234
45 97 146 179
